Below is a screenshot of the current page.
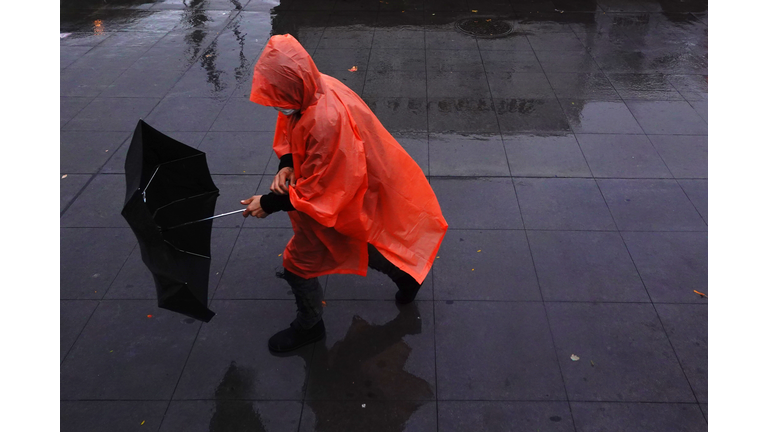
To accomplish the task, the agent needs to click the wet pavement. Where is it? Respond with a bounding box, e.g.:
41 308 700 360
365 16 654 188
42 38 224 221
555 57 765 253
60 0 707 430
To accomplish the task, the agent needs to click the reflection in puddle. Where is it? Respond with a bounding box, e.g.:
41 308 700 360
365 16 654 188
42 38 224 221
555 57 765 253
210 361 267 432
287 304 432 431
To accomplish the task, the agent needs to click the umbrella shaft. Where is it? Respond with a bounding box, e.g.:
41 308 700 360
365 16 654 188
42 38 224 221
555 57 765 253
163 209 243 231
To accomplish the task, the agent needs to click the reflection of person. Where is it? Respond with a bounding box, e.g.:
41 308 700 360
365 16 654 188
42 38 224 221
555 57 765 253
240 35 447 353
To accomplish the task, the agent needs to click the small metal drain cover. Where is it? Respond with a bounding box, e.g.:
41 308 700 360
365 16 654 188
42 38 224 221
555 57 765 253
455 17 513 38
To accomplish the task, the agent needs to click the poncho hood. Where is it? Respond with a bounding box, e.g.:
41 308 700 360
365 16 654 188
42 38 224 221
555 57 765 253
249 34 324 112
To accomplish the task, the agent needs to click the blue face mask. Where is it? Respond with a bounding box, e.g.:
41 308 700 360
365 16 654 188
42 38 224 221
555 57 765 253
274 107 298 116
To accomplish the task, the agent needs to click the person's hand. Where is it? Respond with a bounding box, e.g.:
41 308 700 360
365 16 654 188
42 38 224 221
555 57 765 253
241 195 268 218
271 167 296 195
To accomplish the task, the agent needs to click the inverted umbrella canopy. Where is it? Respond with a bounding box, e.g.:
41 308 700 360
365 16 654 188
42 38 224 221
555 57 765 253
121 120 218 322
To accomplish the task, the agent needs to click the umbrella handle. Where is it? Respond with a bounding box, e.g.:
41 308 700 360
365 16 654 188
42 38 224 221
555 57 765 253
163 209 244 231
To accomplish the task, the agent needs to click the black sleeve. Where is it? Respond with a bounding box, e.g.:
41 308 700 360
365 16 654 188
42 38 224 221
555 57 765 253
260 192 295 214
278 153 293 171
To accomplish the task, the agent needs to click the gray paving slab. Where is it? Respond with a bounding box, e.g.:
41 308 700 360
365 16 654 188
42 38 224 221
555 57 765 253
60 174 130 228
570 402 708 431
197 131 274 174
626 100 708 135
213 227 297 299
607 73 685 100
689 100 708 123
100 67 186 98
656 304 708 403
312 47 371 72
63 97 161 132
535 50 602 73
648 134 708 178
480 50 543 73
503 133 592 177
159 400 303 432
428 98 500 134
434 229 541 301
60 174 92 214
61 97 96 128
677 179 708 223
435 301 566 400
143 96 228 131
372 28 426 50
547 72 623 100
100 131 207 174
60 68 126 97
305 300 436 400
527 230 648 302
562 100 644 134
438 401 575 432
547 302 696 402
428 70 492 99
171 300 312 400
666 74 708 101
598 179 707 231
576 133 673 178
495 98 571 133
364 97 429 133
430 177 523 229
299 401 437 432
514 178 616 231
60 401 168 432
429 133 510 176
622 231 708 303
61 131 131 174
61 300 201 400
60 228 137 299
60 300 99 363
486 71 556 99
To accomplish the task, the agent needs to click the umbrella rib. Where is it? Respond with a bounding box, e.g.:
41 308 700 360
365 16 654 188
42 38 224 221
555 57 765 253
142 153 211 198
164 240 211 259
163 209 244 231
151 190 220 218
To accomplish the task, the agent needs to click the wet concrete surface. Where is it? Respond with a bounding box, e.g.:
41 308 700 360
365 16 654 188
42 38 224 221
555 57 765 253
60 0 707 430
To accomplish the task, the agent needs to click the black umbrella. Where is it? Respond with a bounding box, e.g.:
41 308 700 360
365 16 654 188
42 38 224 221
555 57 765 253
121 120 240 322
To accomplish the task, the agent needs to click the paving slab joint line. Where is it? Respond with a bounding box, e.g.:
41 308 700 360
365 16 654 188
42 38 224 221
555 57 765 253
588 176 706 407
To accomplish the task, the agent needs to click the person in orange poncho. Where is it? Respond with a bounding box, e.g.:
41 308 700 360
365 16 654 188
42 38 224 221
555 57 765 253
240 34 448 353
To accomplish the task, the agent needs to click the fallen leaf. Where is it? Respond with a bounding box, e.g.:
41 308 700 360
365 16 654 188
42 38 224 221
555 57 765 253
147 315 153 318
278 253 282 257
348 66 358 72
141 420 145 426
570 354 580 361
477 250 481 252
693 290 708 298
486 19 492 22
590 360 595 367
471 10 478 13
471 268 475 271
62 174 68 179
321 300 327 307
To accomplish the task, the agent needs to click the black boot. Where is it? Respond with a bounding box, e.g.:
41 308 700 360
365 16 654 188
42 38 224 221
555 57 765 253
394 275 422 304
268 319 325 353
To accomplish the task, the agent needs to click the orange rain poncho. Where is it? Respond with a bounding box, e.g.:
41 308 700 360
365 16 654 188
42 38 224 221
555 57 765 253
249 34 447 284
